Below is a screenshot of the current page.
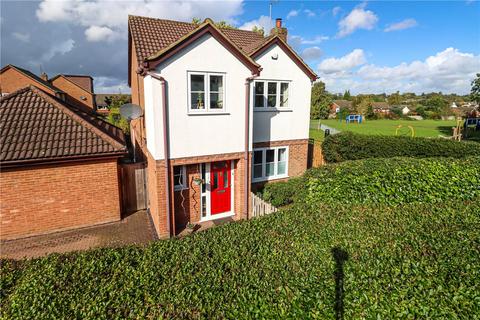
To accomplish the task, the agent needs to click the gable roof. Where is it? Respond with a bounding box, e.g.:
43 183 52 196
1 64 61 93
0 86 127 167
332 100 353 109
50 74 94 93
128 16 318 81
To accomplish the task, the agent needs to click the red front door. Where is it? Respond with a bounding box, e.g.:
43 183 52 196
210 161 231 215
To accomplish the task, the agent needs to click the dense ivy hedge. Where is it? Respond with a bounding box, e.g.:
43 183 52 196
2 199 479 318
322 132 480 163
263 157 479 207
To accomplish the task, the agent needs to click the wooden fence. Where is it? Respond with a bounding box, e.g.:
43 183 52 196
119 162 147 215
251 192 278 218
308 139 325 168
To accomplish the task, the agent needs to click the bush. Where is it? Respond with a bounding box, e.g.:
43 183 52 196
1 199 479 318
261 177 305 207
307 157 480 206
322 132 480 163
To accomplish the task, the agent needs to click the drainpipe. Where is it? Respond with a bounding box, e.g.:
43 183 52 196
146 71 174 237
244 73 259 219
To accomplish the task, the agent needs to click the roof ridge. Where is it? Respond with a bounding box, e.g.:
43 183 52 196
50 74 93 94
27 86 125 151
1 64 62 93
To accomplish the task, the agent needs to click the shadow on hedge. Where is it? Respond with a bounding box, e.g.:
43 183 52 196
332 247 349 320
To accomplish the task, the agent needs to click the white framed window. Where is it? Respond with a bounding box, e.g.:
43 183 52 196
252 146 289 182
254 80 290 109
188 72 225 113
173 165 187 191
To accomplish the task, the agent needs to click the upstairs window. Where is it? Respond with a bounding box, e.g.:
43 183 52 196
254 81 290 109
189 72 225 112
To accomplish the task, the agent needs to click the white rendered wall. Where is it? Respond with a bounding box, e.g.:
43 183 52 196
144 34 253 160
252 43 312 143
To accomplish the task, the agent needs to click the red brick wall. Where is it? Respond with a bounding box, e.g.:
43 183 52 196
0 159 121 240
50 76 95 112
0 68 57 96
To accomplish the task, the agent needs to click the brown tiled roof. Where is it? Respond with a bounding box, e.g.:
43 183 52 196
332 100 353 109
371 102 390 109
128 15 265 65
50 75 94 93
0 86 127 166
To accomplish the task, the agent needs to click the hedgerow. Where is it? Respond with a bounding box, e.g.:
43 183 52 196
1 199 479 318
322 132 480 163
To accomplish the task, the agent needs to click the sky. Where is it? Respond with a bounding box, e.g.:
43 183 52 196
1 0 479 95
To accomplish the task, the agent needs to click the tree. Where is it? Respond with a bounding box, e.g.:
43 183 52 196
106 95 131 133
355 96 374 115
387 91 402 105
470 73 480 104
310 81 332 119
365 104 377 120
191 18 235 29
343 90 351 101
252 26 265 36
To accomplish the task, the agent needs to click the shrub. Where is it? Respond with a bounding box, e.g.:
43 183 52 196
1 200 479 318
307 157 480 206
261 177 305 207
322 132 480 163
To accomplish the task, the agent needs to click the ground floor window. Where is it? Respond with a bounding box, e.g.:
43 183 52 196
252 146 289 182
173 165 187 191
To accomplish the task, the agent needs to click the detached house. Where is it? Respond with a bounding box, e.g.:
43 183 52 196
128 16 317 237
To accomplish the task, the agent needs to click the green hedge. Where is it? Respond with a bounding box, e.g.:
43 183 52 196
2 199 479 318
307 157 480 206
261 177 305 207
322 132 480 163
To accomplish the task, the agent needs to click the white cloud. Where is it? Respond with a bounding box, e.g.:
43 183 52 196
304 9 316 17
36 0 244 41
337 4 378 37
318 49 366 74
287 10 299 19
332 6 342 17
85 26 118 42
289 35 329 49
301 47 322 61
94 77 130 94
240 15 272 32
41 39 75 62
12 32 30 42
319 47 480 94
384 18 418 32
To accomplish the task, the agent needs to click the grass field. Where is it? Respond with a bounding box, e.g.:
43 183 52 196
310 119 458 138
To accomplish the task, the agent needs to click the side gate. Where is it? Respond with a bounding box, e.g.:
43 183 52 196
119 162 147 215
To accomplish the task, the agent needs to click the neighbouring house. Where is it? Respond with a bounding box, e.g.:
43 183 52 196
95 94 132 115
451 102 458 108
371 102 391 114
128 16 317 237
402 106 411 115
330 100 353 115
0 64 97 113
0 85 128 240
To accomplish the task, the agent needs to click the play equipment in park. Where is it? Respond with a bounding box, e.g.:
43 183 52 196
345 114 362 124
395 125 415 137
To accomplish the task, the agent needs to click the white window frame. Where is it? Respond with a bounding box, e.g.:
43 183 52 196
253 80 291 110
173 165 187 191
252 146 289 182
187 71 226 114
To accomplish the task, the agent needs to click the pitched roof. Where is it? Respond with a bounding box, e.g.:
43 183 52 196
95 94 131 108
1 64 61 93
1 86 127 166
50 74 94 93
371 102 390 109
332 100 353 109
128 15 265 66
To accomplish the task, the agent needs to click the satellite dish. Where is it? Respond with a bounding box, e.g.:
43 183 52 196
119 103 143 121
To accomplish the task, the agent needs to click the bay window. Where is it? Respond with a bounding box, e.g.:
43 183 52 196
189 72 225 112
252 147 289 181
254 80 290 109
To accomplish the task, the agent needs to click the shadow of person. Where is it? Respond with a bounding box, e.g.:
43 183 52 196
332 247 349 320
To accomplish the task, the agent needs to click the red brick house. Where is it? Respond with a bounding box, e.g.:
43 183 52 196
127 16 317 238
0 86 127 240
0 64 97 113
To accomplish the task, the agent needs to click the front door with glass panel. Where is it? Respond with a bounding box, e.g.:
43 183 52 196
210 161 231 215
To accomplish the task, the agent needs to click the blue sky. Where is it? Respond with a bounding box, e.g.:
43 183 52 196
1 0 479 94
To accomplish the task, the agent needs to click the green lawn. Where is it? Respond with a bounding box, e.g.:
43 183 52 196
310 119 458 138
309 128 325 142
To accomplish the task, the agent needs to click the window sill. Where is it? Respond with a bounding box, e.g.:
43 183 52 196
252 175 289 183
188 111 230 116
253 108 293 112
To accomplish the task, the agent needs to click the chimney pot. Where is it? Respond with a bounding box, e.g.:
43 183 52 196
276 18 282 28
40 72 48 81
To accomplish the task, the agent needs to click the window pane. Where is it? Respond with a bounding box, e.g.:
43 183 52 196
268 82 277 94
191 74 205 91
253 150 263 164
266 163 275 176
267 95 276 107
255 95 264 108
201 195 207 217
191 92 205 109
210 75 223 92
277 162 286 175
255 82 264 95
213 172 218 189
278 148 287 162
266 149 275 163
210 93 223 109
253 164 263 178
201 163 206 193
223 170 228 188
280 83 289 107
174 166 184 188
